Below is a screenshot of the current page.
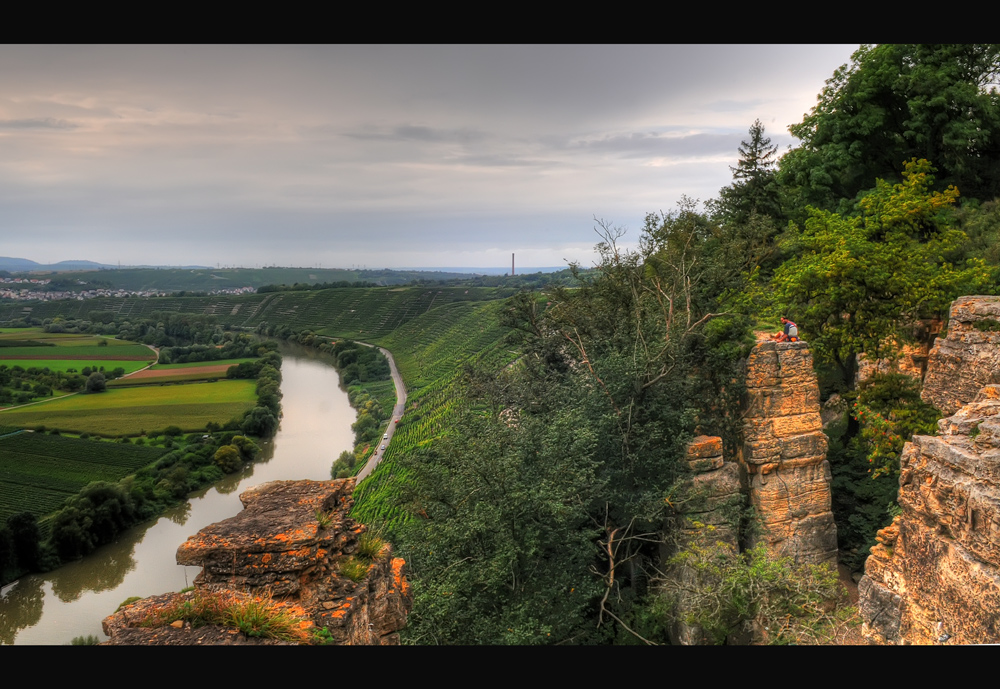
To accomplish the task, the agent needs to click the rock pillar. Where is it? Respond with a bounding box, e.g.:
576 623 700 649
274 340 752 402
740 341 838 566
665 435 741 645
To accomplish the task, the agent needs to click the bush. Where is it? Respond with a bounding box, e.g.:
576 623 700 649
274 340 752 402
660 542 848 645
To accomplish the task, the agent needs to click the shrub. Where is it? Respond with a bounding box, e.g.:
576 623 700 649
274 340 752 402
338 556 369 583
140 590 314 643
357 530 386 560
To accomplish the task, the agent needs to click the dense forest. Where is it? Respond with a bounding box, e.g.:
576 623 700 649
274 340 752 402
386 44 1000 644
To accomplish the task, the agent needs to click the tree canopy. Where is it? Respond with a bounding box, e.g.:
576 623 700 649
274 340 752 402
778 44 1000 216
773 158 991 388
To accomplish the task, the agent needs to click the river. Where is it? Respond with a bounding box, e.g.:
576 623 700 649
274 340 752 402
0 344 355 645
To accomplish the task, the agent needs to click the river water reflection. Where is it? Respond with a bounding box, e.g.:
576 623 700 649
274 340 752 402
0 346 354 645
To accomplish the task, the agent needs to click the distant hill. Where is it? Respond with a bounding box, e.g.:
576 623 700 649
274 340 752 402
0 257 209 272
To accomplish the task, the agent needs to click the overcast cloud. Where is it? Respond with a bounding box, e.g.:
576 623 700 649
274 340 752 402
0 45 859 270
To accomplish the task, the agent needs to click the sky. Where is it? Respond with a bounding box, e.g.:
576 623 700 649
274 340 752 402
0 45 860 271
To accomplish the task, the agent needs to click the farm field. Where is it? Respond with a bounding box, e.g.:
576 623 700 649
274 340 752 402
0 431 168 522
107 358 256 387
0 379 257 435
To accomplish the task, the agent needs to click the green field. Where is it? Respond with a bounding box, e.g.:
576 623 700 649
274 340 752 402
0 380 257 435
0 431 168 521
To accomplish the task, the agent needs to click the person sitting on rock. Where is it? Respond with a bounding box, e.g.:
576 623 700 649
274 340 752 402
774 316 799 342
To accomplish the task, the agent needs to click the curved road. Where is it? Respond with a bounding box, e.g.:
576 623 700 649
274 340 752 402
355 344 406 482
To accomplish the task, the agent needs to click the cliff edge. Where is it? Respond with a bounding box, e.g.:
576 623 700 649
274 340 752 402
102 479 411 645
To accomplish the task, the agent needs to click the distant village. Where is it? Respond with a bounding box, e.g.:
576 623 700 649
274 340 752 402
0 277 255 302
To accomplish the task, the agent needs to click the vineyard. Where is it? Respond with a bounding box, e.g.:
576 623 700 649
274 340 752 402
0 286 516 339
0 432 167 522
351 299 518 532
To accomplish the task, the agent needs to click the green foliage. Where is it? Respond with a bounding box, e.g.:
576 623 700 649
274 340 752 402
853 374 942 479
140 590 315 643
117 596 142 611
70 634 101 645
357 529 385 560
314 509 333 529
710 119 782 226
779 44 1000 216
338 556 370 583
773 159 992 388
661 542 848 645
213 445 242 474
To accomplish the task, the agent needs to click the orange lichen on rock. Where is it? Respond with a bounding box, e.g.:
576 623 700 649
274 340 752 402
104 479 412 645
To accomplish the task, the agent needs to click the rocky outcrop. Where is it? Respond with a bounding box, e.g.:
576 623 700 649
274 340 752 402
102 479 411 645
922 296 1000 415
665 436 741 645
859 385 1000 644
739 341 838 567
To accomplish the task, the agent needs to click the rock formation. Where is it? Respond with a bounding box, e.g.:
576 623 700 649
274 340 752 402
664 435 741 645
859 385 1000 644
922 296 1000 415
739 341 838 567
102 479 411 645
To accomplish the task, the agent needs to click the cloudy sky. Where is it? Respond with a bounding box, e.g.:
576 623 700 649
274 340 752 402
0 45 859 270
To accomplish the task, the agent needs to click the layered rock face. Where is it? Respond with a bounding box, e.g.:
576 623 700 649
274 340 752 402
103 479 411 645
859 386 1000 644
739 341 838 567
922 296 1000 415
665 436 741 645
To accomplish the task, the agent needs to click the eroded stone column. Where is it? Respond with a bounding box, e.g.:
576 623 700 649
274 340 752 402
740 341 838 566
665 435 741 645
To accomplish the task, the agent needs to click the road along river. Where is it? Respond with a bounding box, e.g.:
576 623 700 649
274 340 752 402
0 343 357 645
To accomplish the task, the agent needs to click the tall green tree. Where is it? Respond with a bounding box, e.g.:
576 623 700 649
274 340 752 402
711 119 782 225
773 159 992 390
779 44 1000 217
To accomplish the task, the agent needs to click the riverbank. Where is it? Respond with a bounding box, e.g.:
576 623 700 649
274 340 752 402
0 351 357 644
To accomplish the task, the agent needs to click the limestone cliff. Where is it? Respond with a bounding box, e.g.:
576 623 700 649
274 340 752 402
102 479 411 645
922 296 1000 415
859 385 1000 644
739 341 838 567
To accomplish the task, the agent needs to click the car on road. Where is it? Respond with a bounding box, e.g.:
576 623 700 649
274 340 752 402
380 444 386 451
383 433 388 439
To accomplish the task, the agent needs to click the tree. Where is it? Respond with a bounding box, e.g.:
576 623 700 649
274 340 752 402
412 207 757 644
214 445 242 473
85 372 106 393
773 159 992 389
779 44 1000 217
711 119 782 225
7 512 41 571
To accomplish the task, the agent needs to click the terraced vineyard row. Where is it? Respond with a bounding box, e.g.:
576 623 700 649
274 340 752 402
1 287 516 340
0 432 167 521
351 300 518 532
